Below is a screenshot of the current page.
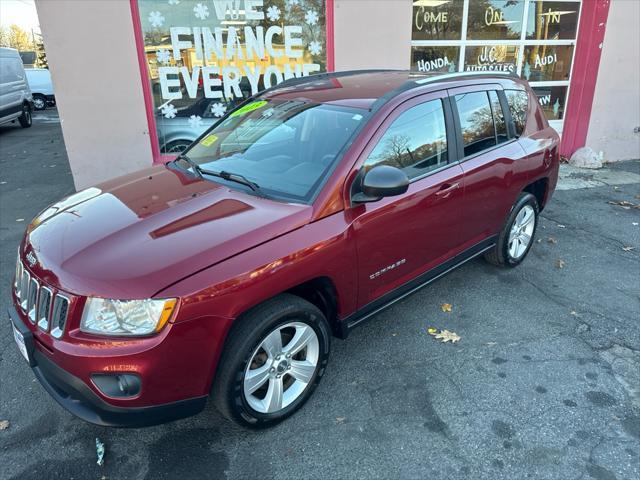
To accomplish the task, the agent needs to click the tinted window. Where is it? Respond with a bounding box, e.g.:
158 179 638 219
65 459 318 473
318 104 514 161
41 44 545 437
455 91 496 157
505 89 529 136
364 100 448 180
489 91 508 144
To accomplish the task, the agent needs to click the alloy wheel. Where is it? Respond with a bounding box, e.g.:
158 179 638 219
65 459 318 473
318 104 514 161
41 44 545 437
243 321 319 414
508 204 535 259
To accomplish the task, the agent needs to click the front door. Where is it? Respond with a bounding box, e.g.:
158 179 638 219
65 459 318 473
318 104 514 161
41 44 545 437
349 93 465 308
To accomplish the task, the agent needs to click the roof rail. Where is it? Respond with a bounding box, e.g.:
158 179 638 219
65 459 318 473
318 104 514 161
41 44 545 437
414 70 517 85
271 69 403 90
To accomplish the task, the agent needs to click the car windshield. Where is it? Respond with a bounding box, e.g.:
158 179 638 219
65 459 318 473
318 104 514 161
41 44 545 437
184 99 366 202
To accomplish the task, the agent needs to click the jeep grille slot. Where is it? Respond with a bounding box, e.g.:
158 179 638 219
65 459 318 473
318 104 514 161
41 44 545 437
51 295 69 339
27 278 39 324
20 269 31 312
38 287 53 331
14 254 22 297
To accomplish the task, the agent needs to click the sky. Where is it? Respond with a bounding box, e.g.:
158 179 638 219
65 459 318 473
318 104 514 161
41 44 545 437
0 0 41 33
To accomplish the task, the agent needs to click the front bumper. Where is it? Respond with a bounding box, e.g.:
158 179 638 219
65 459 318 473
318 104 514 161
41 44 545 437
9 305 207 427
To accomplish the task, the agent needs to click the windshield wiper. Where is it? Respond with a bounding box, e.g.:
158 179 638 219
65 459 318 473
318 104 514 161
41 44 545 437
173 153 203 179
200 169 262 193
172 154 261 193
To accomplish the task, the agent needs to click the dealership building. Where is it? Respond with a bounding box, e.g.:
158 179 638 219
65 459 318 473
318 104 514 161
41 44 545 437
35 0 639 189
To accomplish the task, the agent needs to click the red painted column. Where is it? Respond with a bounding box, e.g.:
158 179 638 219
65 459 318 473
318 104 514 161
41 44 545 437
560 0 611 159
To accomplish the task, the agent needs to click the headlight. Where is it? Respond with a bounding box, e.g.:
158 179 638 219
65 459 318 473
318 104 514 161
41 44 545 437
80 298 177 336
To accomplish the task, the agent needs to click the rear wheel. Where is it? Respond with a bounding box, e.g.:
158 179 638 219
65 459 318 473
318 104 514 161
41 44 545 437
18 104 32 128
212 294 331 428
485 192 538 267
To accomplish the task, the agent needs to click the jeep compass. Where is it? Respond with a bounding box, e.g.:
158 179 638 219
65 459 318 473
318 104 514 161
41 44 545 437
10 70 559 427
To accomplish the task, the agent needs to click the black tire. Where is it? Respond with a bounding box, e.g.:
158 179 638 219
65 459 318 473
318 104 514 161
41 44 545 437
18 104 32 128
32 94 47 110
212 294 331 428
161 139 192 154
485 192 539 267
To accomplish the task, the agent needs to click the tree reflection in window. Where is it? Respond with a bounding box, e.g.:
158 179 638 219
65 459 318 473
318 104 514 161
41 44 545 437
455 91 497 157
505 89 529 136
364 100 448 180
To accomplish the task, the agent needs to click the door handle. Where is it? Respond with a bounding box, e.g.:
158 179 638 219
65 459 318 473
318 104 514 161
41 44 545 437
435 182 460 197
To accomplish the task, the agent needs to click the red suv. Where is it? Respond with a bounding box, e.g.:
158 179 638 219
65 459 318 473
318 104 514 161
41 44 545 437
10 71 559 428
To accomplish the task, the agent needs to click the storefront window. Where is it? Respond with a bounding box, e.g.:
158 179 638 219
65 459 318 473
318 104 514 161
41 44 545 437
464 45 519 74
412 0 464 41
409 0 582 131
533 85 567 120
521 44 573 82
526 1 580 40
135 0 328 155
466 0 524 40
411 46 459 73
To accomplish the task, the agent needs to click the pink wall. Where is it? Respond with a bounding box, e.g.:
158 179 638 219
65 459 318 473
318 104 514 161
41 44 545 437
560 0 611 159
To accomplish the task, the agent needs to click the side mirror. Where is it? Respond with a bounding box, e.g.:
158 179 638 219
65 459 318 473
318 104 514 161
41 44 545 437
352 165 409 203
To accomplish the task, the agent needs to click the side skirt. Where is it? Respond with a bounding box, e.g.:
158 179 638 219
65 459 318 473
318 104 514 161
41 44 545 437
338 236 497 338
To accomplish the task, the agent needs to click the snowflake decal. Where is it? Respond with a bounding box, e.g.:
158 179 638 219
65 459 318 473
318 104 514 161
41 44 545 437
308 41 322 56
305 10 319 26
287 0 300 6
156 49 172 64
168 0 180 4
266 5 281 22
148 11 165 28
193 3 209 20
189 115 203 129
210 102 227 118
161 104 177 119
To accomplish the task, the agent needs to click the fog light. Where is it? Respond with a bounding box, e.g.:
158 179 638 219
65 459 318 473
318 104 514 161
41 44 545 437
92 373 141 398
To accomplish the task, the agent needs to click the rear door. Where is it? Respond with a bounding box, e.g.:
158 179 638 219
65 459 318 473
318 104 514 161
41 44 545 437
350 91 465 308
448 85 529 247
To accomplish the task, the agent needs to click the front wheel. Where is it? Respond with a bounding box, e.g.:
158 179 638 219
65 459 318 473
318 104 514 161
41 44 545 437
32 94 47 110
485 192 539 267
212 294 331 428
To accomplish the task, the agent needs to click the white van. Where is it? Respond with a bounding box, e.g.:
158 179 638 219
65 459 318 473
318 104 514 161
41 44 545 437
25 68 55 110
0 47 33 128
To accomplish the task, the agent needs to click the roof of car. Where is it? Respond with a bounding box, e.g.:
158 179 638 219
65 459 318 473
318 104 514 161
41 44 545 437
261 70 525 110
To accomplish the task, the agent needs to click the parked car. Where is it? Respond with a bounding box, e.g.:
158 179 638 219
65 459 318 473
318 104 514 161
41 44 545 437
0 47 32 128
25 68 55 110
10 70 559 428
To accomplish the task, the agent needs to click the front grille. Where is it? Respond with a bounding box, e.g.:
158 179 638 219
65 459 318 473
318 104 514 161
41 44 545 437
14 258 71 340
51 295 69 339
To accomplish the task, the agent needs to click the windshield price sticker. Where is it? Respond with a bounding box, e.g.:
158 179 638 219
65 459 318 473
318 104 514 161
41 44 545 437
200 134 219 147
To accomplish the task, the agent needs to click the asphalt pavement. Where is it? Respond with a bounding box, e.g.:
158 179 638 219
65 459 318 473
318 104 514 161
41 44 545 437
0 110 639 480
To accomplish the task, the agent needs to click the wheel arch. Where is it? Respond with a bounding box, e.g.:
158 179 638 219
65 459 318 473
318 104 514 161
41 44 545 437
523 177 549 211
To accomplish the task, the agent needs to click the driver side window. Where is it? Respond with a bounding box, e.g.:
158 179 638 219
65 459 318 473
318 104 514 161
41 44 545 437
363 99 448 180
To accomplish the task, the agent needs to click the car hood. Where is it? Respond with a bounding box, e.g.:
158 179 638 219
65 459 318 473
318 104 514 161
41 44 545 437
24 164 311 299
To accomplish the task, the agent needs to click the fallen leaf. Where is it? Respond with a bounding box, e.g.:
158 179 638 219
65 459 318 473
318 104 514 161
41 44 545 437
608 200 637 209
555 259 566 269
622 246 635 252
570 310 578 316
635 194 640 200
335 417 346 424
430 329 461 343
427 327 438 334
547 237 558 244
96 437 105 466
557 224 566 228
0 420 9 430
441 303 452 313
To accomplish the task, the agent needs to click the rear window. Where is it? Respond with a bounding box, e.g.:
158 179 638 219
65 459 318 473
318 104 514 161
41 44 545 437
504 90 529 137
